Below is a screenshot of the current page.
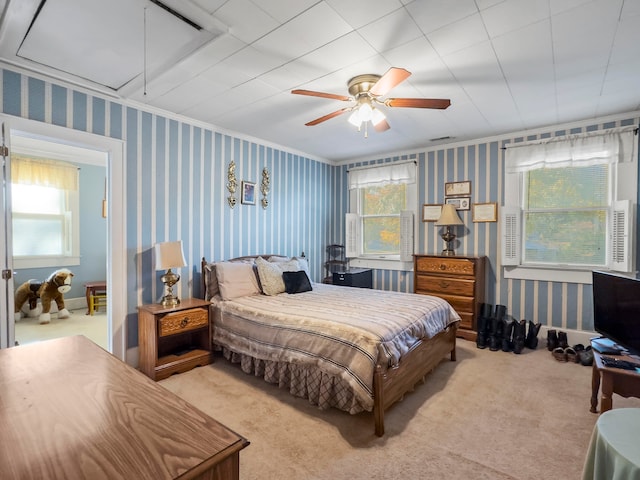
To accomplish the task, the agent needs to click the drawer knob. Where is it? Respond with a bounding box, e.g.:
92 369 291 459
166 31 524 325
439 264 446 270
180 317 189 328
439 281 449 288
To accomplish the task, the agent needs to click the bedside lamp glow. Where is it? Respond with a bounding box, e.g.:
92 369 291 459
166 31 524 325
435 204 464 256
155 241 187 307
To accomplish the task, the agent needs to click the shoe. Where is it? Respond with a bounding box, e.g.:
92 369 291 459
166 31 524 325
512 320 526 354
547 330 559 351
525 321 542 349
565 346 578 363
476 304 492 349
489 305 507 351
578 346 594 366
557 331 569 349
552 346 567 362
501 319 514 352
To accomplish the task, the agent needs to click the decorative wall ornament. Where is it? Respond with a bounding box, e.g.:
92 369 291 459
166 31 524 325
226 161 237 208
261 167 270 209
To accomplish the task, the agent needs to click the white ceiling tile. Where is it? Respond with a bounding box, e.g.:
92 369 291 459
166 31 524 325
214 0 280 44
427 13 489 57
252 0 319 23
327 0 403 29
357 8 423 52
549 0 606 16
481 0 550 38
221 45 285 80
192 0 227 15
406 0 478 34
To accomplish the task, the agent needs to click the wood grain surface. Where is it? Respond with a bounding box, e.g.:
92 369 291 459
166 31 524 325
0 335 248 479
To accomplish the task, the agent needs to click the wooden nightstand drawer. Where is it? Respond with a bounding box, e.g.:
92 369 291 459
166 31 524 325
159 308 208 337
415 256 476 275
415 275 475 297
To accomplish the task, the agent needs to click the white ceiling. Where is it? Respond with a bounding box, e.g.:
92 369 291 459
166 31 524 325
1 0 640 162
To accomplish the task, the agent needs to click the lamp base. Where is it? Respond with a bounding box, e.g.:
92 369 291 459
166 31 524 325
161 295 181 308
440 248 456 256
440 227 457 256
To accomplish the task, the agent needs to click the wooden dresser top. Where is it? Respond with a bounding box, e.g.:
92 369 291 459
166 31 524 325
0 335 248 479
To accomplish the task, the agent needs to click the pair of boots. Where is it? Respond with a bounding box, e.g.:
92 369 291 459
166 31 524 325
547 330 568 351
476 303 542 354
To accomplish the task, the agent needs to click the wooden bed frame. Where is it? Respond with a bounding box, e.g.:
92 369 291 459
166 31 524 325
200 256 457 436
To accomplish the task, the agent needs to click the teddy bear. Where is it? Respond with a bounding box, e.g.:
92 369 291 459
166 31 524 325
14 269 74 324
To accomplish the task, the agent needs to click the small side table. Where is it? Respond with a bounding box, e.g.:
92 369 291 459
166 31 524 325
85 281 107 315
590 348 640 413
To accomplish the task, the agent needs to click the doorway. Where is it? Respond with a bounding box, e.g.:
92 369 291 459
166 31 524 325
0 115 127 361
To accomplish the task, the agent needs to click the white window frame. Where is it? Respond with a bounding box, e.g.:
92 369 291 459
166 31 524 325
502 129 637 284
346 161 416 271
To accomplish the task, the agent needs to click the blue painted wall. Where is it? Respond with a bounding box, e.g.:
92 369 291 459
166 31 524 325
2 66 639 348
12 162 107 301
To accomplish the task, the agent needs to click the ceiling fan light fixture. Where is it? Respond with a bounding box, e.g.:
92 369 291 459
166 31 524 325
359 102 373 122
371 108 386 126
348 109 362 127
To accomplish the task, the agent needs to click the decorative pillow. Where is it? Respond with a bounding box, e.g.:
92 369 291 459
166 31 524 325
267 255 290 263
255 256 299 295
215 261 261 300
293 256 311 279
203 262 219 300
282 271 312 294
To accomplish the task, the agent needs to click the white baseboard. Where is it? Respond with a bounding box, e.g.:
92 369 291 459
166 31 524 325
538 325 598 348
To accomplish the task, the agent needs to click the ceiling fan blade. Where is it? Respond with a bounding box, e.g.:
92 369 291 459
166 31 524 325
374 119 390 132
305 107 352 126
385 98 451 109
369 67 411 96
291 89 351 102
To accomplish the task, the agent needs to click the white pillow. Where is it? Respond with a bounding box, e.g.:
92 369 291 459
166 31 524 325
293 256 311 279
255 256 299 295
215 262 261 300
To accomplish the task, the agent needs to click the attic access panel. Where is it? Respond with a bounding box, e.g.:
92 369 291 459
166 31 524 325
17 0 219 91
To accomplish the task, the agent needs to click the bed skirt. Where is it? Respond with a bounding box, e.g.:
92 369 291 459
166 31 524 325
219 345 370 414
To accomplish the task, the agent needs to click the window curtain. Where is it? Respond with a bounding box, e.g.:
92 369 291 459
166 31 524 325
11 156 79 191
348 161 416 189
505 129 636 173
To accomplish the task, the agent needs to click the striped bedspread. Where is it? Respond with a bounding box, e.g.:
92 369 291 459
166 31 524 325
211 283 460 411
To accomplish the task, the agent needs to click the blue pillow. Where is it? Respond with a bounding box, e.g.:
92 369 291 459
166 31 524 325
282 270 312 294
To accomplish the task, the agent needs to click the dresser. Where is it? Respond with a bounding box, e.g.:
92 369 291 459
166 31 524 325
414 254 486 341
0 335 249 479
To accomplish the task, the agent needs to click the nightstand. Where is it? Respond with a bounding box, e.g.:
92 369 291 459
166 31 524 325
333 268 373 288
138 298 212 380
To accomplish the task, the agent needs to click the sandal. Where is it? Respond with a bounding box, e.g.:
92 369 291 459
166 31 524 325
553 347 567 362
565 346 578 363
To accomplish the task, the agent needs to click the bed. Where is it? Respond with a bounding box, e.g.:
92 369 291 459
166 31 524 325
201 255 460 436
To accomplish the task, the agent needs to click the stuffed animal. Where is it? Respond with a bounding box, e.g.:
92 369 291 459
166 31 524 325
14 269 74 324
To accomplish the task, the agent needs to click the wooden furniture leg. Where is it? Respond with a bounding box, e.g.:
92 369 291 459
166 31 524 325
591 360 601 413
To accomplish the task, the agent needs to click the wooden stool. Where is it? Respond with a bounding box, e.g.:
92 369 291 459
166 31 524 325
85 281 107 315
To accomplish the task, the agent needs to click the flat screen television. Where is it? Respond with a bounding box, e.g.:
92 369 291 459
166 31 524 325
592 270 640 356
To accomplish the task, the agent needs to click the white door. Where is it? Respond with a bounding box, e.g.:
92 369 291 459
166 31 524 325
1 121 15 348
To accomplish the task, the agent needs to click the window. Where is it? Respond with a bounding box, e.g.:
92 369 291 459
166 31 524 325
502 129 636 283
11 156 80 268
346 161 416 270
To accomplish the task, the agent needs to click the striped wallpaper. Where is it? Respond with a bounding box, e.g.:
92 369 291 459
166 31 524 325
2 66 639 348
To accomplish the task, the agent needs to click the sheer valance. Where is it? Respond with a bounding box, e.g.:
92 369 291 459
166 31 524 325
348 161 416 189
505 129 636 173
11 156 79 191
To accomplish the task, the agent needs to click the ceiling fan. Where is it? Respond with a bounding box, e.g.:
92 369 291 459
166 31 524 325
291 67 451 135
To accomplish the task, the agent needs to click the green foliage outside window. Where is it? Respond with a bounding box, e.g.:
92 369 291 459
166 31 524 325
361 183 406 255
524 164 608 266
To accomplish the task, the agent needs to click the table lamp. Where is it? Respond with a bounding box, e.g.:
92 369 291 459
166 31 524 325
435 204 464 256
155 240 187 307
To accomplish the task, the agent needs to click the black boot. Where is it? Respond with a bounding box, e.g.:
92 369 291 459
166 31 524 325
501 318 514 352
489 305 507 351
512 320 526 354
476 303 492 349
525 321 542 349
547 329 558 351
557 331 568 349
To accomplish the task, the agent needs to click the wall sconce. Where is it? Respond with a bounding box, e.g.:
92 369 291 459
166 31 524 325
154 240 187 307
261 167 270 209
227 161 237 208
435 204 464 256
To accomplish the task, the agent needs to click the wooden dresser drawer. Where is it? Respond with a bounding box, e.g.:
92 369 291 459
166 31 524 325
159 307 208 337
415 256 476 276
416 275 475 297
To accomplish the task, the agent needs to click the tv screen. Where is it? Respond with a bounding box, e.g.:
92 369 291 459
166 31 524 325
593 270 640 356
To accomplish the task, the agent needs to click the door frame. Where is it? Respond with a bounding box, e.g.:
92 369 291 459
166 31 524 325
1 114 127 361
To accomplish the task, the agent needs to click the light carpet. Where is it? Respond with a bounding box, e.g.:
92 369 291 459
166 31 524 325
14 309 108 350
160 340 640 480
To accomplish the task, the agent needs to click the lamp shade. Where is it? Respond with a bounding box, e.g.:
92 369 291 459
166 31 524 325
435 204 464 226
154 241 186 270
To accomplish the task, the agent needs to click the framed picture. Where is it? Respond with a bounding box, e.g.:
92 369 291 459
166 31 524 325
445 197 470 211
241 181 256 205
472 202 498 222
445 180 472 197
422 204 442 222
